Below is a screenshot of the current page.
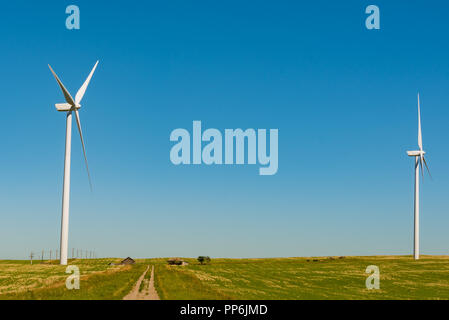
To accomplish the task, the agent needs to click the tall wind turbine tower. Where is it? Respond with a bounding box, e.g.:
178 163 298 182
49 61 99 265
407 93 431 260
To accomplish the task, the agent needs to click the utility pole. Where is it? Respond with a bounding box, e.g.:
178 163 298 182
30 252 34 265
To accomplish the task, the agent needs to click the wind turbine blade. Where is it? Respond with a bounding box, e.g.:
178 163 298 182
418 93 423 151
423 157 432 180
74 110 92 191
48 65 75 106
75 61 99 105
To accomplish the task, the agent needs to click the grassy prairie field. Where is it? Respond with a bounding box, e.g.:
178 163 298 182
0 259 148 299
1 256 449 299
153 255 449 300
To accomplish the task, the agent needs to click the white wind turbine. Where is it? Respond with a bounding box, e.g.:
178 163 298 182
407 93 431 260
49 61 99 265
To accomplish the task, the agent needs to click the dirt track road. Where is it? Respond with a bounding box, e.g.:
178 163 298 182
123 265 160 300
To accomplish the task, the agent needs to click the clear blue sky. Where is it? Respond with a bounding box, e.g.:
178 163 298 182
0 1 448 259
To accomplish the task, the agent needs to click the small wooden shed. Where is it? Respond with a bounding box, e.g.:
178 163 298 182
120 257 135 265
108 257 136 266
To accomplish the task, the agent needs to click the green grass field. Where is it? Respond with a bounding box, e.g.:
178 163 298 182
153 255 449 300
1 255 448 300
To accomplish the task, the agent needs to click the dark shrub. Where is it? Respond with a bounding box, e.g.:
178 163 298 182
197 256 211 265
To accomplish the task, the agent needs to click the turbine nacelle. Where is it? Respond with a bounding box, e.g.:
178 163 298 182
407 150 425 157
55 103 81 112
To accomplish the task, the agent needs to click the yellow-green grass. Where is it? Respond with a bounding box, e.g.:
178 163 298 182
2 256 449 300
152 256 449 300
154 263 233 300
0 259 147 300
